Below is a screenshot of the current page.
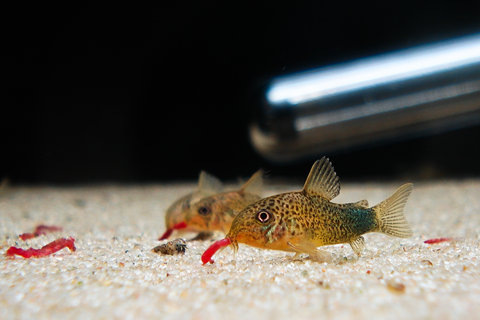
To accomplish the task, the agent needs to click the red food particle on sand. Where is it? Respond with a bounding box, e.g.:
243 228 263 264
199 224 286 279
424 237 452 244
19 225 63 240
6 237 76 258
201 238 231 265
158 221 187 240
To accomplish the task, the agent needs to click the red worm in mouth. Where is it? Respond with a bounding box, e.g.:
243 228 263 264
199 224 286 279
6 237 76 258
19 225 63 240
201 238 231 265
424 237 452 244
158 221 188 240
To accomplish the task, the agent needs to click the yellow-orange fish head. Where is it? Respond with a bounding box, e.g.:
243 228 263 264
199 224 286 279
227 194 293 252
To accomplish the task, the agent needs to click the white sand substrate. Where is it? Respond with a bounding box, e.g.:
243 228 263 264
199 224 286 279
1 181 479 320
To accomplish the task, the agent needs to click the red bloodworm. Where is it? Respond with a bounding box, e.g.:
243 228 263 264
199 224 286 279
6 237 76 258
19 233 37 241
19 225 63 240
158 221 188 240
424 237 452 244
158 229 173 241
201 238 231 265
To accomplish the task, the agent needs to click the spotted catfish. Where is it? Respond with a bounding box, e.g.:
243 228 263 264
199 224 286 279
185 170 264 234
160 171 223 240
202 157 413 264
160 170 264 240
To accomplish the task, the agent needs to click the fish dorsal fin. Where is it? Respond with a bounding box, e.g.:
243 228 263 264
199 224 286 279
354 200 369 208
197 171 223 194
302 157 340 200
192 171 223 202
240 170 264 195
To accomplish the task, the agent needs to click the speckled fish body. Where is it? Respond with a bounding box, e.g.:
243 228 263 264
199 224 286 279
228 192 378 254
161 170 263 240
223 157 413 260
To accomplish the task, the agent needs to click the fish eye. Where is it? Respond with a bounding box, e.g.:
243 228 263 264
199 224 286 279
198 206 211 215
256 210 271 223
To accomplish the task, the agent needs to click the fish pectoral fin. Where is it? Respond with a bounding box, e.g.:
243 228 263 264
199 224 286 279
354 199 369 208
287 241 332 263
192 171 223 202
302 157 340 200
287 252 304 261
349 236 366 256
240 169 264 195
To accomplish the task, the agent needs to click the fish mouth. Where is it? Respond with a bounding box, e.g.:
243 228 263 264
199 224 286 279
201 237 233 265
158 221 188 240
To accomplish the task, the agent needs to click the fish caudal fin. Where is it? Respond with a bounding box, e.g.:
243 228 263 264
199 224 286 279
373 183 413 238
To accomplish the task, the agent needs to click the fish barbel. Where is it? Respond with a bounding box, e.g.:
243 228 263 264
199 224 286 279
202 157 413 264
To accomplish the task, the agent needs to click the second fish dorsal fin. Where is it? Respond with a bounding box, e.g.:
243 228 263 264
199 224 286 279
302 157 340 200
240 170 264 195
197 171 223 196
191 171 223 203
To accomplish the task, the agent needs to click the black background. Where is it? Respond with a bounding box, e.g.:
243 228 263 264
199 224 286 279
3 2 480 184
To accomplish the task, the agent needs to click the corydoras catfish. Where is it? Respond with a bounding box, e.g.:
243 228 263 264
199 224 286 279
202 157 413 264
160 170 264 240
160 171 223 240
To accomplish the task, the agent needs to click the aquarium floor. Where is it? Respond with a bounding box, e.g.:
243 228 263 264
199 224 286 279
1 181 479 320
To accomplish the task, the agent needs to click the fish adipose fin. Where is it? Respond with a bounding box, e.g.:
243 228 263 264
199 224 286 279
349 236 365 256
302 157 340 200
354 200 369 208
192 171 223 202
287 241 332 263
373 183 413 238
240 170 264 195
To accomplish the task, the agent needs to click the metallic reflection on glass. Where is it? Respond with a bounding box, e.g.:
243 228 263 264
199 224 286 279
250 34 480 163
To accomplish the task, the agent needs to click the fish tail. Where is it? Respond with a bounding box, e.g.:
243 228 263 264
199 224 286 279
373 183 413 238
